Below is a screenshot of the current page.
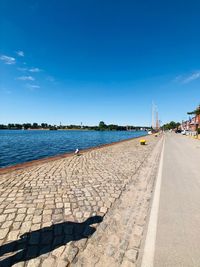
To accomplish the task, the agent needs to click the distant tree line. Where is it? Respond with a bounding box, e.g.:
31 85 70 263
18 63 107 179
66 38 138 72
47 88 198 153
0 123 57 130
0 121 149 131
97 121 141 131
162 121 180 130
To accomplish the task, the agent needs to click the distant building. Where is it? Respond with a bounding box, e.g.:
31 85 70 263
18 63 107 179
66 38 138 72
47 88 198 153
182 105 200 131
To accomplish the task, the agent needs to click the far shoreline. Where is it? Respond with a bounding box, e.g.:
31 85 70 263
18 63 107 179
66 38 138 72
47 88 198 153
0 128 146 131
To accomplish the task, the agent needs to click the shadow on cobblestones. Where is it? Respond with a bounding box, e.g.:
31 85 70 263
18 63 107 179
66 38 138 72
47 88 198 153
0 216 103 267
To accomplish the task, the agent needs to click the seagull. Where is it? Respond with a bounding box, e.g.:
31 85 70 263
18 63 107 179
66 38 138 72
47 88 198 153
75 148 80 155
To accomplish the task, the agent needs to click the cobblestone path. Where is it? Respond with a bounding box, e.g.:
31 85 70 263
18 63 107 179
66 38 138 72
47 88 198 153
0 135 160 267
72 137 163 267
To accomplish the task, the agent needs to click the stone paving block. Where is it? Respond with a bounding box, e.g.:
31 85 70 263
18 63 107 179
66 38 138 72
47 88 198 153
56 203 64 208
100 207 108 213
43 209 52 215
41 256 55 267
31 223 41 231
17 208 27 214
42 222 52 228
6 203 15 209
133 225 143 236
54 208 63 215
125 249 138 262
64 208 72 216
26 258 41 267
75 211 83 219
128 234 141 249
27 208 35 215
52 214 63 223
55 259 69 267
7 230 20 241
20 221 32 234
24 215 33 222
13 222 21 230
32 216 42 224
83 211 91 218
1 220 13 228
37 203 44 209
35 209 43 216
7 213 16 221
4 208 17 214
51 245 65 257
0 228 9 239
64 203 71 208
61 245 79 262
42 215 52 223
15 214 26 222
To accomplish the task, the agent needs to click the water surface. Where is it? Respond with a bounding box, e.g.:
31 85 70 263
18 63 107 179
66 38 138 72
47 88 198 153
0 130 147 168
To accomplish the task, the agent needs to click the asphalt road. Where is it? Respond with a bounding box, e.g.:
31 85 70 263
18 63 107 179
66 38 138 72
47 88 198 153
142 133 200 267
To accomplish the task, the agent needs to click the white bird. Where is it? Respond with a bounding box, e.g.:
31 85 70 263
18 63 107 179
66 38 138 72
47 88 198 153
75 148 79 155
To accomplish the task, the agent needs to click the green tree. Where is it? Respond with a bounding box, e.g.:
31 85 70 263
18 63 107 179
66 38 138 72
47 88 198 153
15 124 22 129
23 123 32 129
8 123 15 129
187 105 200 115
107 124 118 131
99 121 107 130
163 121 180 130
41 123 48 128
32 123 38 129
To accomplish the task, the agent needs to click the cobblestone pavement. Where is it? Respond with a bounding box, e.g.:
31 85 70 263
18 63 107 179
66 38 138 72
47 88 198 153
0 135 161 266
72 137 163 267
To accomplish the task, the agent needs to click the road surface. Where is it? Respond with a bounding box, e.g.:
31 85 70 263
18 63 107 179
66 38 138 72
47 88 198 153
141 133 200 267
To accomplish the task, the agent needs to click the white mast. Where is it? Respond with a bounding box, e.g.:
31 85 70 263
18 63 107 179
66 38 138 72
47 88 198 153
152 102 155 129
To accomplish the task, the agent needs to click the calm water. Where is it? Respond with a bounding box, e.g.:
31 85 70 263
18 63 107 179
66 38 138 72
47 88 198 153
0 130 147 168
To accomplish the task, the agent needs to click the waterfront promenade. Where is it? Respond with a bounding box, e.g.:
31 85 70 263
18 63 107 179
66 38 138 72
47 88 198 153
140 133 200 267
0 135 161 266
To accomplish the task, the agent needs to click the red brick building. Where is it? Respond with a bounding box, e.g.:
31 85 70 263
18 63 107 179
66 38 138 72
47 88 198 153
182 106 200 132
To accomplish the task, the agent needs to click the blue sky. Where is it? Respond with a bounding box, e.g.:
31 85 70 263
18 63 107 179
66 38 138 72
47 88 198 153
0 0 200 126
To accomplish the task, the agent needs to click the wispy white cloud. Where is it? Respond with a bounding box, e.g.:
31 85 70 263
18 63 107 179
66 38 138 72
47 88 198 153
30 85 40 89
18 67 42 73
28 84 40 88
29 67 42 72
16 51 24 57
182 71 200 83
17 76 35 81
26 84 40 91
175 71 200 84
0 55 16 65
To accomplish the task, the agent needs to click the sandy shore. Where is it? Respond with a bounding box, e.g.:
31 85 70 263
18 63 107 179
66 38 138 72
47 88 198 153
0 134 161 266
